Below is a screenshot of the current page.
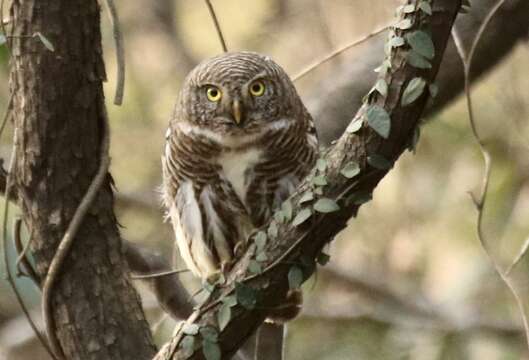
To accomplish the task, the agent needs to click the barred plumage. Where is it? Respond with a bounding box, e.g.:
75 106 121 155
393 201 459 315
162 51 318 279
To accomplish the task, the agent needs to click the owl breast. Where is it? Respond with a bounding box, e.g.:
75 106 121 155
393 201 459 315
217 148 262 204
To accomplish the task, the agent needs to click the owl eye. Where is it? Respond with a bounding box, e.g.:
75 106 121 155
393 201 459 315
206 86 222 102
249 81 266 97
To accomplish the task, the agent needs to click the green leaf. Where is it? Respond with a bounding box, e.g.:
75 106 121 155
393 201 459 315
316 158 327 172
346 120 363 133
200 326 219 342
248 259 262 274
314 187 323 196
181 335 196 357
366 105 391 139
222 295 238 307
316 252 331 266
312 175 328 186
402 4 416 13
406 31 435 60
395 19 412 30
182 323 200 335
429 83 439 98
0 34 6 46
202 280 216 293
389 36 405 48
299 191 314 204
367 154 393 170
401 77 426 106
256 252 268 262
268 221 278 238
235 282 258 310
254 231 267 251
407 51 432 69
288 266 304 289
313 198 340 213
340 162 361 179
274 210 286 223
374 79 388 97
203 340 221 360
34 32 55 52
419 2 432 15
217 303 232 331
281 200 293 221
292 208 312 226
347 192 373 205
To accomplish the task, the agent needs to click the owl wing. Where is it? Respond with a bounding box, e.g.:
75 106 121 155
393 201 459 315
245 111 318 227
162 124 253 278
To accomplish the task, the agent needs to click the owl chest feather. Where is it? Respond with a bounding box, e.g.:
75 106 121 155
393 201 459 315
217 147 262 204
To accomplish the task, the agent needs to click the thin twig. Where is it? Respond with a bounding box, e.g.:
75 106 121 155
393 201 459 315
42 107 111 359
204 0 228 53
103 0 125 106
131 268 189 280
14 218 40 285
451 0 529 349
292 23 390 82
1 129 57 359
0 94 13 140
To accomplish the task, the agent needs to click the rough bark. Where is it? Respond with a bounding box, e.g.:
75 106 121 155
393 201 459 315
154 1 461 358
9 1 155 359
309 0 529 144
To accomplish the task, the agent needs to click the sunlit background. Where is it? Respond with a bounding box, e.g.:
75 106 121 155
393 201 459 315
1 0 528 359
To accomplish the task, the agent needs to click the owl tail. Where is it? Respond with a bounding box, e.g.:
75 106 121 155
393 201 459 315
265 289 303 324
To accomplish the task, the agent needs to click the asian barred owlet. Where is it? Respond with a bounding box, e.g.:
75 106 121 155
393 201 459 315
162 51 317 284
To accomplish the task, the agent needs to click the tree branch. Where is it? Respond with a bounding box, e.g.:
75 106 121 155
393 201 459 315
154 1 462 358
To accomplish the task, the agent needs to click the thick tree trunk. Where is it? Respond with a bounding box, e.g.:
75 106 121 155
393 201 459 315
9 1 155 359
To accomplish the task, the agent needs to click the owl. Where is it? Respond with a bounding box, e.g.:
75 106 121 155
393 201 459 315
162 51 318 284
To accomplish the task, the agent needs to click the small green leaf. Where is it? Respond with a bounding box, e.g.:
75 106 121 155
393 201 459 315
202 280 216 294
0 34 6 46
313 198 340 213
274 210 286 223
406 31 435 59
200 326 219 343
314 187 323 196
248 260 262 274
182 323 200 335
429 83 439 98
389 36 405 48
222 295 238 307
395 19 412 30
401 77 426 106
407 51 432 69
374 79 388 97
217 303 232 331
256 252 268 262
346 120 363 133
34 32 55 52
268 221 278 238
402 4 416 13
312 175 328 186
367 154 393 169
288 266 304 289
316 252 331 266
419 2 432 15
366 105 391 139
235 282 258 310
281 200 293 221
254 231 267 251
181 335 196 357
202 340 221 360
340 162 361 179
292 208 312 226
299 191 314 204
316 158 327 172
348 192 373 205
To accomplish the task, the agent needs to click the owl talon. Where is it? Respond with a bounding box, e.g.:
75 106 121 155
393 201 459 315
233 241 246 258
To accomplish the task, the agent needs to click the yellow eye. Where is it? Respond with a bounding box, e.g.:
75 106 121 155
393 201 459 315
206 86 222 102
249 81 266 97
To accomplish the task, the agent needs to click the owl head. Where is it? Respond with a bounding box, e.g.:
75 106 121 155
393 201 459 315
175 51 304 135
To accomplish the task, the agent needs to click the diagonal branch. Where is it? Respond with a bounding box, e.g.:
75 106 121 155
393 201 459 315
153 1 462 359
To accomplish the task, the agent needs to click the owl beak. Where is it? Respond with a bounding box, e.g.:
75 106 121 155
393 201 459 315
232 99 243 125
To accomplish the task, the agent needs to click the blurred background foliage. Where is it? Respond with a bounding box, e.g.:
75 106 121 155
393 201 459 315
0 0 528 359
